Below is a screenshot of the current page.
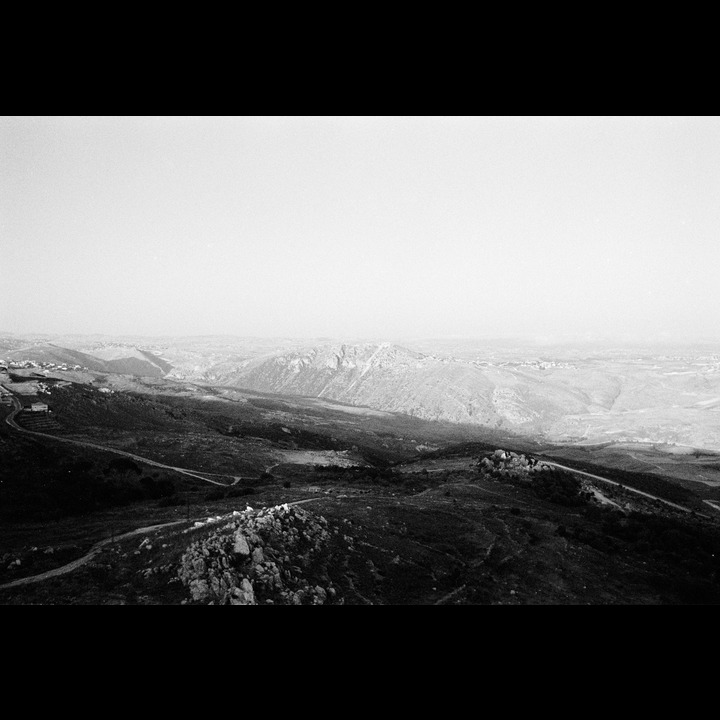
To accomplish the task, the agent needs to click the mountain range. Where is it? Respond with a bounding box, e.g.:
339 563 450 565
5 336 720 450
182 342 720 449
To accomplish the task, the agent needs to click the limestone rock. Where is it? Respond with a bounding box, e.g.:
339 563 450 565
233 532 250 556
177 503 349 605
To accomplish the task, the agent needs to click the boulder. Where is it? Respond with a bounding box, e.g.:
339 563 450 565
233 532 250 556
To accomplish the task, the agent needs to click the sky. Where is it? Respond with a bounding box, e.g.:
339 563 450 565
1 115 719 343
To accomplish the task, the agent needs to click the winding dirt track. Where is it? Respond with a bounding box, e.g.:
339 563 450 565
0 385 330 591
542 460 713 519
2 387 232 486
0 497 324 590
0 519 189 590
4 380 718 592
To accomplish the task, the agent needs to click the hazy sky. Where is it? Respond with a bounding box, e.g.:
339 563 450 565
2 116 719 342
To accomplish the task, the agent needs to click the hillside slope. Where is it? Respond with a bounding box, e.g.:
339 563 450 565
200 343 611 432
5 344 170 377
190 342 720 449
5 344 111 371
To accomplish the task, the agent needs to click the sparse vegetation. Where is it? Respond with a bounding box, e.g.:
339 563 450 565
3 354 720 605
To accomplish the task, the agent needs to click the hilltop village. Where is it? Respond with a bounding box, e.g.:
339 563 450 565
0 359 88 372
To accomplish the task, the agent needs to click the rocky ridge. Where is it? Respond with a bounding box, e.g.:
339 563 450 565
475 448 549 485
177 504 349 605
476 449 588 506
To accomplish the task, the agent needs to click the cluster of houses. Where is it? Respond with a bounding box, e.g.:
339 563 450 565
0 364 52 412
2 359 87 372
472 359 574 370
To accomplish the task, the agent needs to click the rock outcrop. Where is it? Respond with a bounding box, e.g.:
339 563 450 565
476 448 547 485
476 449 588 507
177 504 345 605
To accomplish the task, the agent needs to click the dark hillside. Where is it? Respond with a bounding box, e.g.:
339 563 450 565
138 349 173 373
105 357 165 377
6 344 109 371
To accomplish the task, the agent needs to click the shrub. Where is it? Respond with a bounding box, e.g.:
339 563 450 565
228 487 256 497
140 476 176 499
532 469 585 506
107 458 142 476
157 496 183 507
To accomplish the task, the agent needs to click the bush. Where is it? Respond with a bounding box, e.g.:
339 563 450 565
532 469 585 506
107 458 142 476
228 487 256 497
140 476 176 499
157 496 183 507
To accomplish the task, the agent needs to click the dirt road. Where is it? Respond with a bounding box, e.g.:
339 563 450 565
0 498 325 590
542 460 711 518
2 387 231 486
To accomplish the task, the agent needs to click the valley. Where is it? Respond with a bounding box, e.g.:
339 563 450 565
3 333 720 604
7 115 720 606
8 334 720 450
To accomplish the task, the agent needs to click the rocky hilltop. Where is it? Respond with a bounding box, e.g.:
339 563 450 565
178 503 348 605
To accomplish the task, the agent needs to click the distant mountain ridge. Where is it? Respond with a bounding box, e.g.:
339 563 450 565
196 342 601 431
186 341 720 449
6 335 720 449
